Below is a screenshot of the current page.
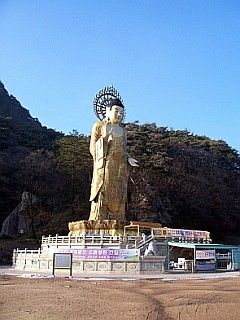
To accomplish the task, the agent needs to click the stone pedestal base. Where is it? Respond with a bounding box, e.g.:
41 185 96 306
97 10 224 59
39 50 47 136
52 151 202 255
68 219 126 236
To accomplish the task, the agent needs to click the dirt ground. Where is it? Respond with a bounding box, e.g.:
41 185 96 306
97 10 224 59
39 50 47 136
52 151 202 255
1 276 240 320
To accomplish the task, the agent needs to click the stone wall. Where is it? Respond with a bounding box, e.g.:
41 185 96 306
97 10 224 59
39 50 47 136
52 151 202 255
13 251 166 275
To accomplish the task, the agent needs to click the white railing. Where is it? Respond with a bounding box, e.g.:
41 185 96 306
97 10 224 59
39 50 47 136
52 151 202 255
13 248 41 266
41 234 139 248
13 248 42 255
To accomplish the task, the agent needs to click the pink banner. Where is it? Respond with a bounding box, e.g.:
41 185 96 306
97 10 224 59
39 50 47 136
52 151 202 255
58 248 139 260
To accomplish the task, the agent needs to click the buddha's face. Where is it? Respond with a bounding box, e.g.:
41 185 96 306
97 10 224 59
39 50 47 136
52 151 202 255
107 105 124 124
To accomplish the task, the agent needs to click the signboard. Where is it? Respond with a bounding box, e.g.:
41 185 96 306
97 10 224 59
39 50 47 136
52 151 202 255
156 228 210 239
196 250 215 260
55 248 139 261
175 229 193 237
54 253 72 268
53 253 72 276
196 260 215 271
151 228 163 237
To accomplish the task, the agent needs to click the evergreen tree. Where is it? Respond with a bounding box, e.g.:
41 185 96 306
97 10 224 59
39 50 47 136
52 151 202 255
56 131 91 215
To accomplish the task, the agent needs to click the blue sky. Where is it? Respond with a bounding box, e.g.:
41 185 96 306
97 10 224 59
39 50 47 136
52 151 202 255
0 0 239 151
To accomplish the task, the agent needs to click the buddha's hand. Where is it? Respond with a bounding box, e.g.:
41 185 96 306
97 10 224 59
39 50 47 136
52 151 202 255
102 126 113 140
128 157 139 167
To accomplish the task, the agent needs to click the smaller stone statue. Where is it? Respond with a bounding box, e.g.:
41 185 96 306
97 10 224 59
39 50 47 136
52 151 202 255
0 192 37 238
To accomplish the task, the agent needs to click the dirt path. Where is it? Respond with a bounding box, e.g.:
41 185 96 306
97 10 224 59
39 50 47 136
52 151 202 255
1 276 240 320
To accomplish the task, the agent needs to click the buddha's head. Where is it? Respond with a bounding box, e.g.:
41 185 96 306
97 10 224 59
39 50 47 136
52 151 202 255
106 98 124 124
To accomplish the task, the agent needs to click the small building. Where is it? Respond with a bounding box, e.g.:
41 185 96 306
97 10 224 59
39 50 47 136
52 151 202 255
167 242 240 272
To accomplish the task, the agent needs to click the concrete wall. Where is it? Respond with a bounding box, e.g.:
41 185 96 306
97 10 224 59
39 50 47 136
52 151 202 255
14 252 166 275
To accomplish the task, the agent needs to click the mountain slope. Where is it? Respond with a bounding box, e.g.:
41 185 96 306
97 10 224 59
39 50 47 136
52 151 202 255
0 81 62 224
0 81 61 150
0 82 240 244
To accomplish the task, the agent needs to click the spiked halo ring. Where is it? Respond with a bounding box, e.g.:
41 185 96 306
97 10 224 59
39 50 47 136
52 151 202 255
93 86 125 121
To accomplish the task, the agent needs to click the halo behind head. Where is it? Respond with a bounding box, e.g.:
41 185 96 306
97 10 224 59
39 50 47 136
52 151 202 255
93 86 126 121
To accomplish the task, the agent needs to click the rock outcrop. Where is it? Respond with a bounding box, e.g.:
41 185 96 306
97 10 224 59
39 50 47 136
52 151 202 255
0 192 37 238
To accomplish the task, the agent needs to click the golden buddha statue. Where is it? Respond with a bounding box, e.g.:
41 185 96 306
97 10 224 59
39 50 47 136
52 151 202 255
89 88 138 221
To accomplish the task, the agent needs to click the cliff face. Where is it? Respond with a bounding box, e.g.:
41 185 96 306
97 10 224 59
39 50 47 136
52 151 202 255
0 81 61 151
0 81 62 225
0 82 41 125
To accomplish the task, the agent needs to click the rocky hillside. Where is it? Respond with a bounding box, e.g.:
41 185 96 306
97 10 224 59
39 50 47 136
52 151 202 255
0 82 62 224
0 81 240 244
0 81 61 151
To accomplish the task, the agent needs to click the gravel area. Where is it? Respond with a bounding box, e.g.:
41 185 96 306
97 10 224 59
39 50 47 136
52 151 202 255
1 270 240 320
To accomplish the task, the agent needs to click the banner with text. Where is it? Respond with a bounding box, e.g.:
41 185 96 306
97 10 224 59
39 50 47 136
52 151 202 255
57 248 139 261
196 250 215 260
